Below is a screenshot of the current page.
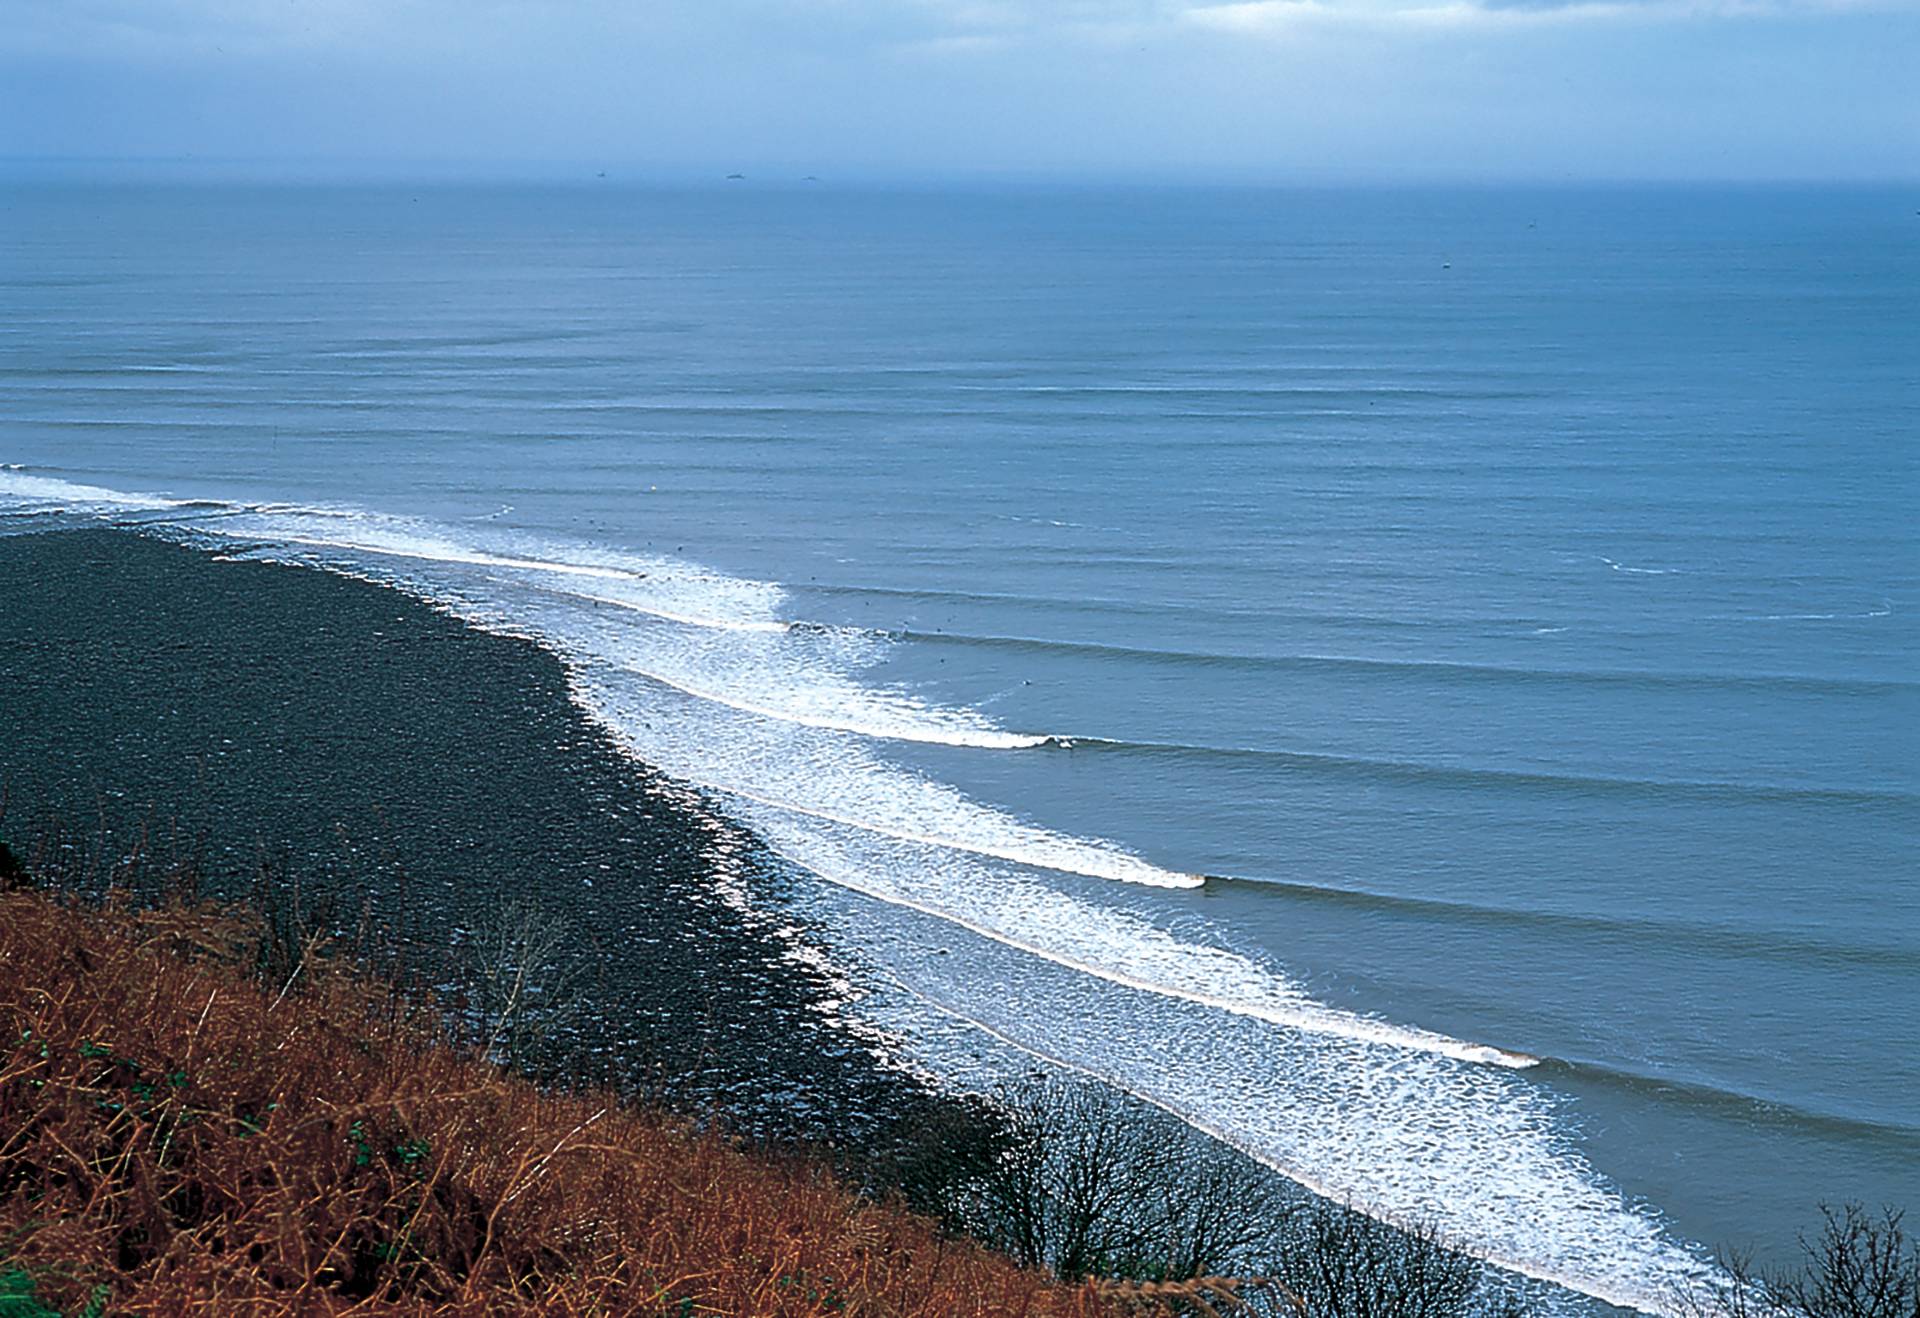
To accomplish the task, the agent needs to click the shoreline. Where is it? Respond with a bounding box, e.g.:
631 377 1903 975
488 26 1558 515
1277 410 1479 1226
0 523 1643 1315
0 526 968 1164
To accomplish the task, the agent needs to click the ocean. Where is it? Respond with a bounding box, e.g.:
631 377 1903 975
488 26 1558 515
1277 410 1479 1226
2 180 1915 1313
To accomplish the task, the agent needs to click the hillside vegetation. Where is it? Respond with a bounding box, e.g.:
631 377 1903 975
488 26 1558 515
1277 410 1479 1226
4 841 1910 1318
0 885 1116 1317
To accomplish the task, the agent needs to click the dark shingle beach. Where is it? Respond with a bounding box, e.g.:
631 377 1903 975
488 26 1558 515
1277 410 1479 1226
0 527 957 1159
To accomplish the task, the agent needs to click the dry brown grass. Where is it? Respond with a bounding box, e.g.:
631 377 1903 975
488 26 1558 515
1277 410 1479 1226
1091 1275 1304 1318
0 889 1120 1317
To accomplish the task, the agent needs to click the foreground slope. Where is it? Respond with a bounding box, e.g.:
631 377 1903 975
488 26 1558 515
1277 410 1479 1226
0 889 1110 1318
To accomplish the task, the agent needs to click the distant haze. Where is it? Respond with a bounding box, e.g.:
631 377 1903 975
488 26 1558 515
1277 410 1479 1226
2 0 1916 182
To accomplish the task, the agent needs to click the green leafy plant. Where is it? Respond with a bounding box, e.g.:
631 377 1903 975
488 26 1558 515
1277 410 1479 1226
0 1266 109 1318
0 1266 60 1318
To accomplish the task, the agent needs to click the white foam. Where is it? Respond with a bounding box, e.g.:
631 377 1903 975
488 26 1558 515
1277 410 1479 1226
1741 602 1894 622
1694 598 1895 624
1598 556 1676 576
493 568 1058 749
266 531 642 581
197 509 795 635
0 471 193 512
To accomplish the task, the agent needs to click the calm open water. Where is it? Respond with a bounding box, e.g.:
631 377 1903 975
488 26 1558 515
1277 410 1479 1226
3 182 1915 1311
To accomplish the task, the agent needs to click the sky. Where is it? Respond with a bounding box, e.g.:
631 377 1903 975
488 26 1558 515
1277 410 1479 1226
2 0 1916 181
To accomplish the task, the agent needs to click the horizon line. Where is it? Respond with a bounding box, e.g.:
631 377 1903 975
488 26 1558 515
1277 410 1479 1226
4 156 1917 189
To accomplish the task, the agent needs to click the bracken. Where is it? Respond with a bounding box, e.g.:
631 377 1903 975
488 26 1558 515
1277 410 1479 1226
0 889 1121 1317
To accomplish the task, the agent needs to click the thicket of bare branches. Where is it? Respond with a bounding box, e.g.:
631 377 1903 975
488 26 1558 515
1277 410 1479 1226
920 1077 1529 1317
931 1078 1285 1284
1265 1202 1525 1318
1677 1205 1920 1318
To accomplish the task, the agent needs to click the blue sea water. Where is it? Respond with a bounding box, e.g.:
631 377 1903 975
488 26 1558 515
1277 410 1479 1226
2 181 1916 1311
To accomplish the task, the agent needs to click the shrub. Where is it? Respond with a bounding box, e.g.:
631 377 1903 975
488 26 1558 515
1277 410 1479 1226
1265 1201 1522 1318
1680 1204 1920 1318
461 896 589 1073
931 1076 1287 1283
918 1077 1528 1316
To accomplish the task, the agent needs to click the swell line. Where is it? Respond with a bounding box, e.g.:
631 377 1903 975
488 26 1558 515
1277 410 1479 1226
1210 870 1920 971
1537 1056 1920 1145
899 627 1912 698
1036 736 1917 808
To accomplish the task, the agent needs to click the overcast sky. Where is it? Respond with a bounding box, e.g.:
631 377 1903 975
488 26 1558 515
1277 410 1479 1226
3 0 1915 180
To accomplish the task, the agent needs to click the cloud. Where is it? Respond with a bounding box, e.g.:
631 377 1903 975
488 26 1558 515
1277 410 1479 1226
6 0 404 56
1182 0 1622 30
892 32 1019 55
8 0 1911 62
3 0 1915 178
1180 0 1914 31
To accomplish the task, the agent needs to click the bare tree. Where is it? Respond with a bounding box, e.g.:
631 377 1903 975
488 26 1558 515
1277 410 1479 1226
1679 1206 1920 1318
1778 1206 1920 1318
935 1078 1526 1316
465 897 587 1072
939 1077 1286 1283
1265 1201 1483 1318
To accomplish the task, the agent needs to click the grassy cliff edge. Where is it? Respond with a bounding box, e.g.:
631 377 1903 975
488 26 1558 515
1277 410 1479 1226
0 885 1113 1317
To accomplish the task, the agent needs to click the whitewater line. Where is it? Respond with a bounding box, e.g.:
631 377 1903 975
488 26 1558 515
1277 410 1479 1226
1598 556 1675 576
763 837 1537 1068
248 531 645 581
694 778 1198 888
556 587 793 634
191 516 797 634
606 659 1050 750
0 472 192 511
4 479 647 583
